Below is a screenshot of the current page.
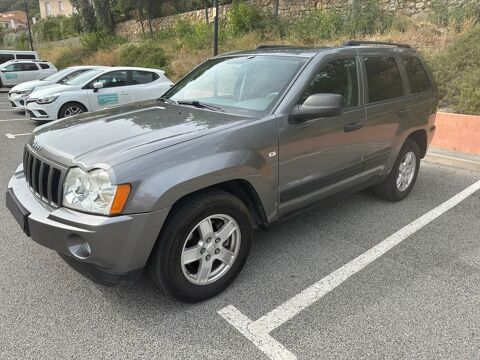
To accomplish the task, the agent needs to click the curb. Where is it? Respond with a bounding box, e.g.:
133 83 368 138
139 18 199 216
425 153 480 173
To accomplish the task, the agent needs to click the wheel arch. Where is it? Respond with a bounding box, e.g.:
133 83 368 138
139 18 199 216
165 179 270 231
406 129 428 158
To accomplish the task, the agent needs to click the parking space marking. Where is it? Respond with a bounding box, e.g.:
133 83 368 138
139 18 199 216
5 133 31 139
0 118 28 122
219 179 480 360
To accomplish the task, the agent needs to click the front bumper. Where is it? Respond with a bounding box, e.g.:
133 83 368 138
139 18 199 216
6 165 170 284
8 94 27 110
25 101 58 121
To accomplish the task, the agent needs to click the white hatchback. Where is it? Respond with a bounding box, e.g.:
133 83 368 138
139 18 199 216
25 67 173 121
0 60 57 87
9 66 106 110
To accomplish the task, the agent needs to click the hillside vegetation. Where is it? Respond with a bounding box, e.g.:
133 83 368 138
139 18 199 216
37 0 480 115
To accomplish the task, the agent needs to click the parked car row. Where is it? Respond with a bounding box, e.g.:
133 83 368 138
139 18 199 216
7 64 173 121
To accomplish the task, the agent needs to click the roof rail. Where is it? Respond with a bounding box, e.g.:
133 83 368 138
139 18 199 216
343 40 412 48
13 59 46 62
256 44 294 49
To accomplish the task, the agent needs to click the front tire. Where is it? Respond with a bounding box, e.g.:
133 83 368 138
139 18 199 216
373 138 421 202
148 190 253 302
58 102 87 119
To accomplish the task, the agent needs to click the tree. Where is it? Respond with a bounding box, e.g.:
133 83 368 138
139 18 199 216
93 0 116 33
71 0 96 32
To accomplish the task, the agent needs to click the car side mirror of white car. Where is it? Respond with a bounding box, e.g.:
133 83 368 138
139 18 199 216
1 69 7 73
93 81 104 93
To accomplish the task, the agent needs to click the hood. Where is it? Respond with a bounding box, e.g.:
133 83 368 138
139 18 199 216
11 79 49 92
30 101 252 169
29 84 75 99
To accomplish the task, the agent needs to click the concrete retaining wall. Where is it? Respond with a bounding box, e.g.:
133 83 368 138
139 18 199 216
432 112 480 154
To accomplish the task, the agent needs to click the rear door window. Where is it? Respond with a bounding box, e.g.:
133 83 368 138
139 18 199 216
16 54 36 59
22 63 39 71
364 56 404 103
0 54 14 64
402 56 431 94
131 70 159 85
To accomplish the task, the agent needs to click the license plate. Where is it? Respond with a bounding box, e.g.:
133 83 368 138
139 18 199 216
6 189 30 236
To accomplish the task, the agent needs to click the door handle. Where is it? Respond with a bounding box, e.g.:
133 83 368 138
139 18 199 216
397 109 410 117
119 92 128 96
344 122 363 133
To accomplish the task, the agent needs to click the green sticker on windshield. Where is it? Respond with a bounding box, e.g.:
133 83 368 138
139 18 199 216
97 93 118 106
5 73 17 79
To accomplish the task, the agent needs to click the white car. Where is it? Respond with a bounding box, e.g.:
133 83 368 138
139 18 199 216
9 66 106 110
0 60 57 87
25 67 173 121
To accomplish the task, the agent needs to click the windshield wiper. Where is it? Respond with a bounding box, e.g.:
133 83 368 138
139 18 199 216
177 100 224 112
158 97 177 105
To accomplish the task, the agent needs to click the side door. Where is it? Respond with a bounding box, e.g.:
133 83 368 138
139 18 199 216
21 62 41 81
86 70 131 111
360 53 410 178
1 63 24 85
278 55 367 215
129 70 161 102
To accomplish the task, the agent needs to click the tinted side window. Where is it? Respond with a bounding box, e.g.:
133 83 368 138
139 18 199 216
22 63 39 71
16 54 36 59
0 54 15 64
402 56 431 94
301 58 359 108
131 70 159 85
364 56 403 103
94 71 128 88
39 63 50 69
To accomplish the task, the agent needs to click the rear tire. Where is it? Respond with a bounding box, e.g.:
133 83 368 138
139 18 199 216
58 102 87 119
148 190 253 302
373 138 421 202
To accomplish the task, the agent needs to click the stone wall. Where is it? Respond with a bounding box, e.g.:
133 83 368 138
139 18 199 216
116 0 440 40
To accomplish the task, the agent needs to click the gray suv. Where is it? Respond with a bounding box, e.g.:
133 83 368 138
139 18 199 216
6 41 437 302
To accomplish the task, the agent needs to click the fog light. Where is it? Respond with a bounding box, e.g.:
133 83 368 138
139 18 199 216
67 235 91 259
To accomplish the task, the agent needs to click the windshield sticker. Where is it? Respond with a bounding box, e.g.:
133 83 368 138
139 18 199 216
97 93 119 106
5 74 17 79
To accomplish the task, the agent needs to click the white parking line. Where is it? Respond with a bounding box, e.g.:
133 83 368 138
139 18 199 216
5 133 31 139
0 118 28 122
219 179 480 360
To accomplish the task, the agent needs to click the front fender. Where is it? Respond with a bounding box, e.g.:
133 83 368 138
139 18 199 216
114 116 279 222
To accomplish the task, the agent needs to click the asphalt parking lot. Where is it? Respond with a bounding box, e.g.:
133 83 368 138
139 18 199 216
0 92 479 360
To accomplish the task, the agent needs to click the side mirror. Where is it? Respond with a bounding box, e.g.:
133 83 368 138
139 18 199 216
289 93 344 124
1 68 7 73
93 81 104 93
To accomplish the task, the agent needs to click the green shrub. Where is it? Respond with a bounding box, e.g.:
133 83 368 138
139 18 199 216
55 46 90 69
289 9 343 43
33 16 80 42
343 0 393 36
80 32 125 52
429 0 480 29
174 19 212 49
118 41 169 69
226 1 270 36
430 26 480 114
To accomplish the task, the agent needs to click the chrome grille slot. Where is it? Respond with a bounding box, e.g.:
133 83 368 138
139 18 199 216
23 146 65 207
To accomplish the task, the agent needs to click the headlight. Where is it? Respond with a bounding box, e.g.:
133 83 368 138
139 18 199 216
36 94 60 104
63 168 131 216
17 89 33 96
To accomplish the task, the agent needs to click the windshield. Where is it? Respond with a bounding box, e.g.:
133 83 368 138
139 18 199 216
164 56 307 115
64 69 104 86
42 68 73 82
